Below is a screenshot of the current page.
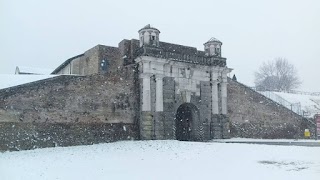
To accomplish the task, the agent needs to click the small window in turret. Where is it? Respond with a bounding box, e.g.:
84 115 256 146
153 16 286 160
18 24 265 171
151 36 155 40
215 48 220 55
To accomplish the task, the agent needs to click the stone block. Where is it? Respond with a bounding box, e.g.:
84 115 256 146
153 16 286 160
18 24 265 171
163 102 175 112
163 77 175 87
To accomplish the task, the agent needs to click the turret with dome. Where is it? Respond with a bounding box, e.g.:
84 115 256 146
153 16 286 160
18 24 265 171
204 37 223 57
138 24 160 47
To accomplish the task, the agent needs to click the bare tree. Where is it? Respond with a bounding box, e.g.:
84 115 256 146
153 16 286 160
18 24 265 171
254 58 301 91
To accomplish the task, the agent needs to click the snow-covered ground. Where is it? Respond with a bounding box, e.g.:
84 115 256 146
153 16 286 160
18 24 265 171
0 140 319 180
0 74 58 90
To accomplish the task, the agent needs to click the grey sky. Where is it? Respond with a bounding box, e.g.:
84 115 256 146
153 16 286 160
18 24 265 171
1 0 319 91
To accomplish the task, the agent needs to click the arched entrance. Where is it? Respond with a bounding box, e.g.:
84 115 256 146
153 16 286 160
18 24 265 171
175 103 199 141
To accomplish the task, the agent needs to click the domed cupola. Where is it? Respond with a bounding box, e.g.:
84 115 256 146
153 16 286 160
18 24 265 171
204 37 222 57
138 24 160 47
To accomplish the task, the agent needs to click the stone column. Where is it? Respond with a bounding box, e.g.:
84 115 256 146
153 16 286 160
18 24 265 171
211 70 219 114
221 81 227 115
211 81 219 114
140 73 153 140
155 75 164 112
141 73 151 111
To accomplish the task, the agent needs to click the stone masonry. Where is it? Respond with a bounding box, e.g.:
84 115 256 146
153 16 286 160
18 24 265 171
0 24 315 151
136 25 232 141
0 67 139 151
228 79 314 138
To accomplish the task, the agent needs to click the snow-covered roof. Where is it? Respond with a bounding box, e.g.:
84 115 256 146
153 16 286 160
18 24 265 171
51 54 84 74
0 74 58 90
15 66 54 75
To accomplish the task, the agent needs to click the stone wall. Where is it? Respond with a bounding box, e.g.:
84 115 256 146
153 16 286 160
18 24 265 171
79 45 99 75
54 45 119 76
0 66 140 151
228 79 314 138
0 122 137 151
0 72 137 124
99 45 121 74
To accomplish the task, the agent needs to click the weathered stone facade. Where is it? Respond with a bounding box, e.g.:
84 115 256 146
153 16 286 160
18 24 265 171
0 68 140 151
135 25 231 141
0 72 138 124
0 24 314 151
0 122 137 151
52 45 121 76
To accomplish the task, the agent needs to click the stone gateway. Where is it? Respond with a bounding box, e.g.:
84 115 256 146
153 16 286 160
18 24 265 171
0 24 313 151
136 25 232 140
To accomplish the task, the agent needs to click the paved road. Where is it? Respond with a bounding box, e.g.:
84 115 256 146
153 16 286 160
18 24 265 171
219 141 320 147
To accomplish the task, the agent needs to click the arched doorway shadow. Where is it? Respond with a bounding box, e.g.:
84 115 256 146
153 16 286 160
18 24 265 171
175 103 200 141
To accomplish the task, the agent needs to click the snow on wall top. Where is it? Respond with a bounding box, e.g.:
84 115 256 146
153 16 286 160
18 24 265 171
16 66 53 75
0 74 58 90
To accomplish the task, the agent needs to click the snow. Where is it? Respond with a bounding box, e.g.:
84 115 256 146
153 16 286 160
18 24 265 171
259 91 320 117
0 74 58 90
0 140 319 180
273 91 320 117
16 66 53 75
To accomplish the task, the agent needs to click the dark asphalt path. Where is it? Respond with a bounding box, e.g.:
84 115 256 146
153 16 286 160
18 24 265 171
218 141 320 147
212 140 320 147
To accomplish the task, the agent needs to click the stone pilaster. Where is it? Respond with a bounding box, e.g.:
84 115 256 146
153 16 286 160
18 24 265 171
155 75 164 112
141 73 151 111
140 73 152 139
221 82 227 115
211 81 219 114
211 114 222 139
163 77 176 139
222 119 230 139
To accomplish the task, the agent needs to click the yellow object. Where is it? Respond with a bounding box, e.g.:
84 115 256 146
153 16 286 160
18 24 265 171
304 129 310 138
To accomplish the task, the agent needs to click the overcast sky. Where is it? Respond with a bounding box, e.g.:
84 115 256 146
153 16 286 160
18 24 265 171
1 0 319 91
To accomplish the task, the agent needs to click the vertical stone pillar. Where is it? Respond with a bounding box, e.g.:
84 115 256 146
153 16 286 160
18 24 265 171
141 74 151 111
153 75 165 139
221 82 227 114
211 81 219 114
221 72 230 138
140 73 153 140
211 70 219 114
155 75 164 112
163 77 176 139
210 70 222 139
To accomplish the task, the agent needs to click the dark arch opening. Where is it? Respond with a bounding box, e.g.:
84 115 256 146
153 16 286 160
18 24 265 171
175 103 199 141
